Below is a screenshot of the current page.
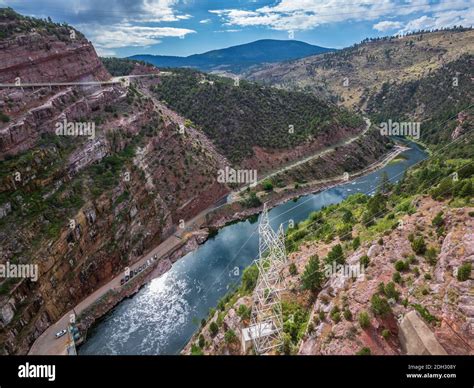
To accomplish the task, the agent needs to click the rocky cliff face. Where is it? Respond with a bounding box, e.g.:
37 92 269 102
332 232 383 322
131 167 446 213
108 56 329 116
0 10 230 354
297 198 473 355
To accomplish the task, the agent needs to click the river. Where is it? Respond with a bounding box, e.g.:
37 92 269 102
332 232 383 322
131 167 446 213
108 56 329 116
78 141 427 355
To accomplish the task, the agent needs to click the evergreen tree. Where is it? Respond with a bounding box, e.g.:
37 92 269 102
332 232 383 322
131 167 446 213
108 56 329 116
301 255 324 291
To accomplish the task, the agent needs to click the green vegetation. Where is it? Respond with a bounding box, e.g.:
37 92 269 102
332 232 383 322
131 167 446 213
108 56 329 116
412 304 438 324
370 294 392 317
367 54 474 146
358 311 370 329
241 264 259 293
224 329 237 344
0 111 10 123
198 334 205 348
289 262 298 276
457 262 472 281
237 304 251 320
282 300 309 351
356 347 371 355
359 255 370 268
325 244 345 266
301 255 324 292
0 7 84 41
209 321 219 337
262 180 274 192
392 271 402 284
240 192 262 209
151 68 364 163
411 236 427 255
395 260 409 272
352 236 361 250
190 344 203 355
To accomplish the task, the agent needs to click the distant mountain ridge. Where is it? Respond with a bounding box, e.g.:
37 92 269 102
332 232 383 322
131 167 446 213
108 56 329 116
128 39 334 73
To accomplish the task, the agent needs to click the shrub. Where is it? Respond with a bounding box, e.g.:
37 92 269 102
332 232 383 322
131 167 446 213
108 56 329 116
343 309 353 321
209 321 218 337
318 310 326 321
241 264 259 293
262 180 274 191
382 329 390 340
371 294 391 316
356 347 371 355
432 211 444 228
332 312 341 323
424 273 432 280
384 282 400 301
352 236 361 250
224 329 237 344
198 334 205 348
457 262 472 281
395 260 408 272
289 262 298 276
360 255 370 268
242 192 261 208
358 311 370 329
411 236 426 255
237 304 251 320
191 344 203 355
282 333 292 355
425 247 438 265
392 271 402 284
412 304 438 323
0 111 10 123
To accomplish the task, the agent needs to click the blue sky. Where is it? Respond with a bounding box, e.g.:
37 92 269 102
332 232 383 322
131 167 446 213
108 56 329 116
2 0 473 57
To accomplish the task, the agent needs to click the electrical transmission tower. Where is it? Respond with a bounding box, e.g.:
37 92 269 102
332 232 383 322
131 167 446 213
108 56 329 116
249 203 287 354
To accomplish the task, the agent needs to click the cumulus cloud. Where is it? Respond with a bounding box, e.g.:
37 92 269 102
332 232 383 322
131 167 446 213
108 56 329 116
209 0 472 31
373 20 403 31
80 23 196 49
397 7 474 33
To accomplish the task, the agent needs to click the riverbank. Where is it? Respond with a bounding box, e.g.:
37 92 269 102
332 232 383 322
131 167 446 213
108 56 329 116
29 142 410 355
208 144 409 230
78 144 410 352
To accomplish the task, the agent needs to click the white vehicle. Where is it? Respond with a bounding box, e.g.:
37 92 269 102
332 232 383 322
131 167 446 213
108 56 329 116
55 329 67 339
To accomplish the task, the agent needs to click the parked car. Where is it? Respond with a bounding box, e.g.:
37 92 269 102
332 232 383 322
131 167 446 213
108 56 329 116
55 329 67 339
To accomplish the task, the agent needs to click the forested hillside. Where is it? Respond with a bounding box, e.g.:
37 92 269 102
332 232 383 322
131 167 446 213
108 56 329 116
151 68 365 164
366 54 473 145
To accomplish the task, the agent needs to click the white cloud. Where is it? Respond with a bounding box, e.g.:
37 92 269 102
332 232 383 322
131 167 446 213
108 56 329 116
373 20 403 31
127 0 191 23
209 0 473 31
199 18 212 24
397 6 474 33
80 24 196 49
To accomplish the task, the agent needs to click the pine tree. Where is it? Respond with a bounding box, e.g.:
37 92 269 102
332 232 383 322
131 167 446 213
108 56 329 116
301 255 324 291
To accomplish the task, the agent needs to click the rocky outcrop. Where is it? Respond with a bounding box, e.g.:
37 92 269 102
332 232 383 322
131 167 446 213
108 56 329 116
298 198 473 355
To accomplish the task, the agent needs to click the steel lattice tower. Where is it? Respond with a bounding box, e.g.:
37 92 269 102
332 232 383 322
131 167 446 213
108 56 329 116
249 203 287 354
